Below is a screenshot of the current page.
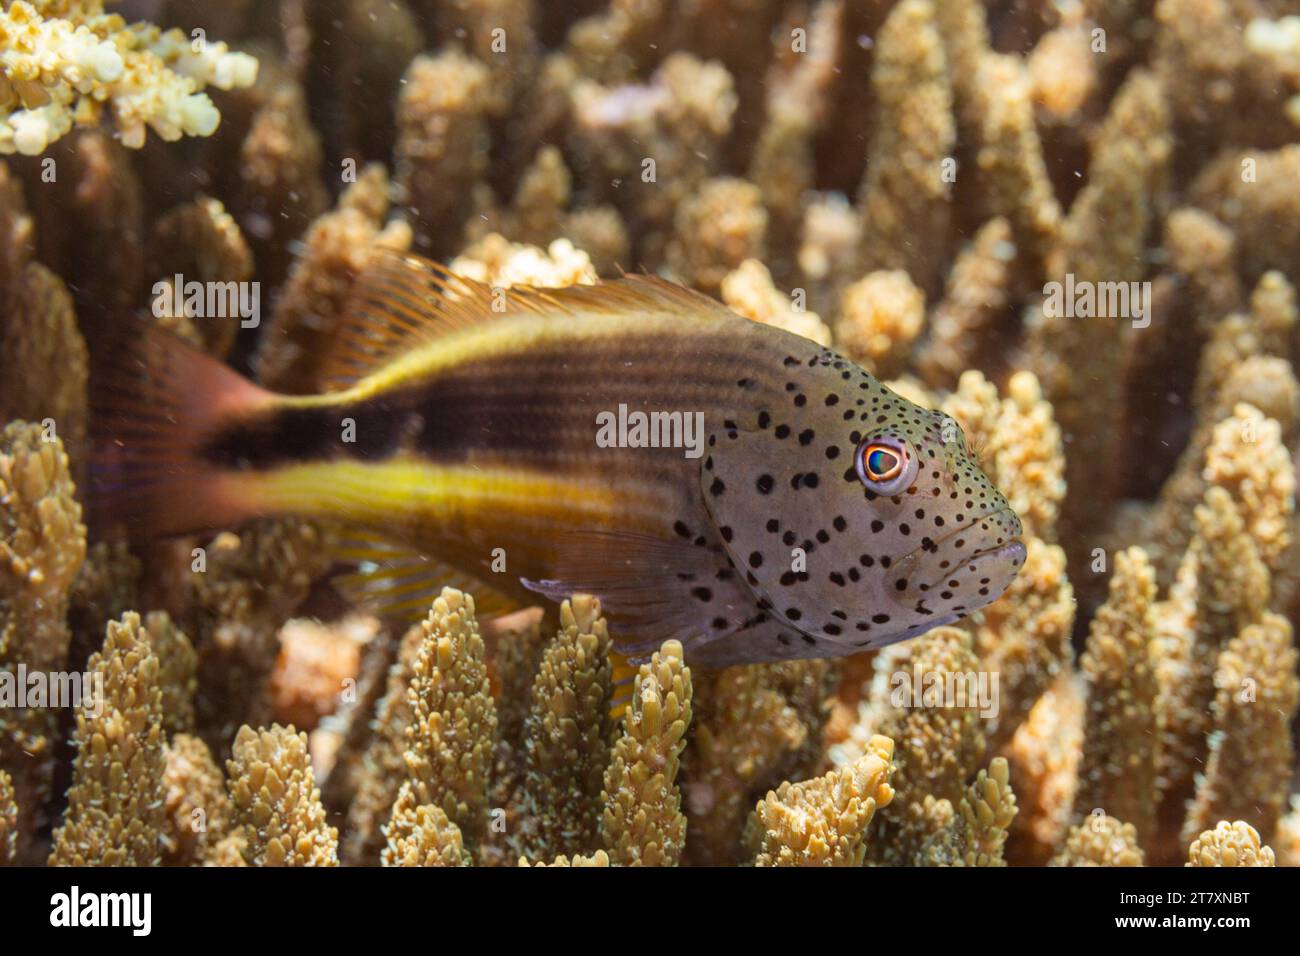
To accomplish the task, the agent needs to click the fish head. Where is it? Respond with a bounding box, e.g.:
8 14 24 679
702 358 1025 652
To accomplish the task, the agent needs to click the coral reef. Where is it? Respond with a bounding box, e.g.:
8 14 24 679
0 0 1296 872
0 1 257 155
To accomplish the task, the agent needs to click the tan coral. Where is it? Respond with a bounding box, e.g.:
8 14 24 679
0 767 16 865
916 217 1016 390
0 422 85 862
394 49 492 258
161 733 232 866
1050 814 1146 866
665 177 767 296
1183 612 1298 845
1202 404 1295 570
49 612 167 866
225 723 338 867
601 639 692 866
721 258 830 345
147 610 197 737
1186 820 1276 867
748 734 895 867
381 780 469 867
833 270 925 379
1073 548 1159 842
256 164 412 393
514 596 613 861
970 537 1075 749
857 0 955 297
400 588 498 853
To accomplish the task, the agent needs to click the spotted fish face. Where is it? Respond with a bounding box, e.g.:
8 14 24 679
701 348 1025 653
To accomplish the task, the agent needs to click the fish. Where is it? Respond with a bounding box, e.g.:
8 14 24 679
91 251 1026 667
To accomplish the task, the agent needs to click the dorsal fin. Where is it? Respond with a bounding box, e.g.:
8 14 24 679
319 250 731 391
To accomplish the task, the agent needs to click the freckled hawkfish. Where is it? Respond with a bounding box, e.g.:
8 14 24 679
92 251 1025 666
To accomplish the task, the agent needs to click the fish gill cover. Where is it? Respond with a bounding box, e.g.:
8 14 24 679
0 0 1296 873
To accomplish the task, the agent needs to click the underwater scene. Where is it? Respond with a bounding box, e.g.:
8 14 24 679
0 0 1298 873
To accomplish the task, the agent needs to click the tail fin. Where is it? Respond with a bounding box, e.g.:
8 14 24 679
90 321 276 539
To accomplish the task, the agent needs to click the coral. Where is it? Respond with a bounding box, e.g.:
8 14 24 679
514 596 613 862
665 177 766 296
381 780 469 867
857 0 955 298
684 661 830 866
941 370 1066 543
0 1 258 154
148 610 197 737
0 767 15 865
833 270 925 380
915 217 1015 389
518 849 610 867
969 537 1075 749
1073 548 1159 842
188 520 335 750
1182 612 1298 844
854 627 987 865
161 732 232 866
148 196 254 357
225 723 338 867
1186 821 1276 867
0 420 84 860
600 639 692 866
342 623 423 863
49 612 166 866
1028 69 1172 540
1050 815 1145 867
450 233 596 289
720 258 830 346
267 616 368 733
917 758 1018 867
1201 404 1295 570
748 734 895 867
256 164 412 393
0 167 86 467
1007 676 1084 864
399 588 498 852
394 49 492 258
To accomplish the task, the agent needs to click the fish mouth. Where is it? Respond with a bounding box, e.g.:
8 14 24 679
893 505 1025 598
899 505 1023 564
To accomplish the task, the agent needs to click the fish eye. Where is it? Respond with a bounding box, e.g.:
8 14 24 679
856 436 917 495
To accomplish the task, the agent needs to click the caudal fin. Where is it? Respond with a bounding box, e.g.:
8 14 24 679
90 321 276 539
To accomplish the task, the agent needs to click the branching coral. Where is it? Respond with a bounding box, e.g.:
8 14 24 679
600 639 692 866
49 611 166 866
513 596 613 862
747 734 895 867
1186 820 1276 867
0 420 84 861
1072 548 1158 842
226 723 338 867
0 767 16 865
1050 814 1145 867
381 780 469 867
0 0 257 154
399 588 498 852
161 732 231 866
